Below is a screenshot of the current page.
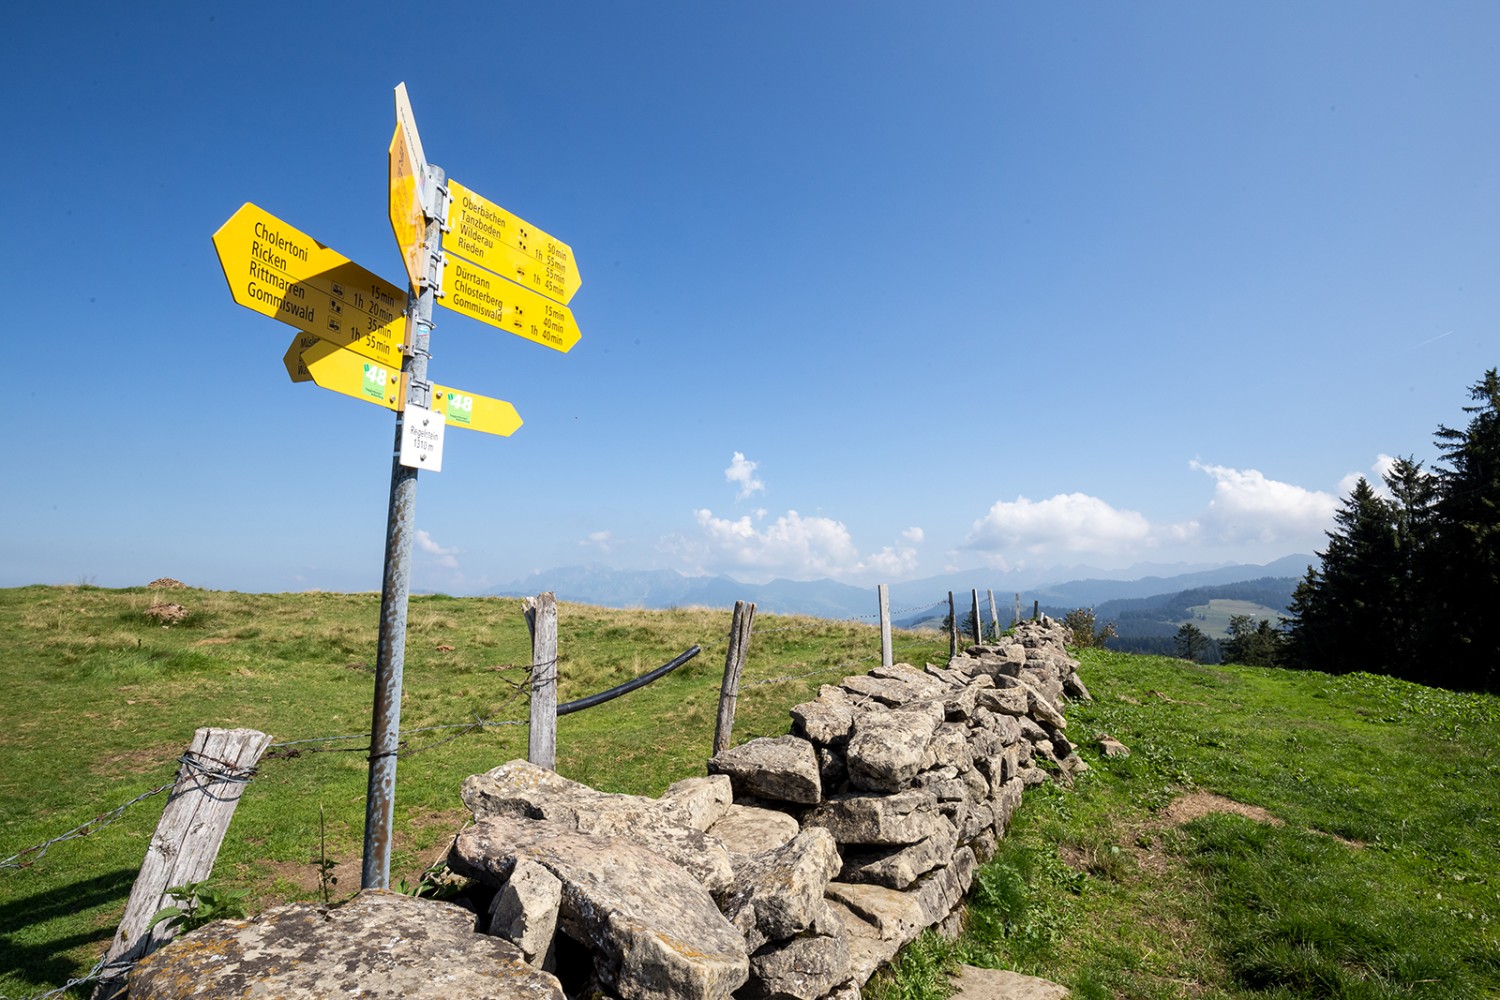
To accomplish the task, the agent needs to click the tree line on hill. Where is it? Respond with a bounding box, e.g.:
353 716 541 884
1281 369 1500 693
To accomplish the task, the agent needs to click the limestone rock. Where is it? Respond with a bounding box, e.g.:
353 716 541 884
450 815 748 1000
127 890 565 1000
868 662 951 700
721 828 842 952
990 779 1026 833
950 963 1072 999
1021 681 1068 730
910 846 977 925
838 816 958 890
845 709 940 792
791 689 854 745
709 735 822 805
741 905 851 1000
489 858 562 969
1095 734 1130 757
801 790 943 846
823 881 925 942
823 899 903 986
462 760 735 893
707 804 801 856
658 774 734 831
976 687 1028 717
1062 671 1092 702
924 725 974 772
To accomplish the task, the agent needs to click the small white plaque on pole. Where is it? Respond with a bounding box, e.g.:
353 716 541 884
399 403 445 471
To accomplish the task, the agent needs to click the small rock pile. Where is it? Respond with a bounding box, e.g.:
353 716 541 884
130 618 1092 1000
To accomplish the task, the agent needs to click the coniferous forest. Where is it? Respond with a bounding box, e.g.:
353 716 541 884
1282 369 1500 693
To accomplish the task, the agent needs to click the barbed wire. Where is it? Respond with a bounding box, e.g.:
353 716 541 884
0 953 133 1000
0 778 176 872
1 750 263 873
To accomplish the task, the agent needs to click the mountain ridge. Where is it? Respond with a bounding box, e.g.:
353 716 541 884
483 555 1317 622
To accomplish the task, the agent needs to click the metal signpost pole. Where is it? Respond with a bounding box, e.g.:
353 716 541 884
362 165 445 890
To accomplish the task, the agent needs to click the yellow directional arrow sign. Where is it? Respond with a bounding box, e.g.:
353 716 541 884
430 384 523 437
389 125 427 289
213 203 409 366
290 336 405 411
441 256 581 353
281 332 322 383
442 179 580 305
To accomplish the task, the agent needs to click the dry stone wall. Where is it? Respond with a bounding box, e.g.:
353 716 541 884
129 618 1091 1000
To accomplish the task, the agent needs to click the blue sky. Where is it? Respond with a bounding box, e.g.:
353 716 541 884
3 2 1495 594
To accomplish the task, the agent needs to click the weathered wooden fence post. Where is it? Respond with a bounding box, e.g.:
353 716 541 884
970 590 982 647
93 727 271 1000
947 591 957 658
987 589 999 640
713 601 757 756
878 584 893 668
525 592 558 771
1033 599 1040 621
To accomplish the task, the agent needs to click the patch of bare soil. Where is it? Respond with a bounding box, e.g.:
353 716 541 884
266 857 361 897
1162 791 1283 828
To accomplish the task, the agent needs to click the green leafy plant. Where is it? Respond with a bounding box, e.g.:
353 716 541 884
395 860 463 900
145 880 249 936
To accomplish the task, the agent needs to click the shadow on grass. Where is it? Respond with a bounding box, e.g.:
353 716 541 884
0 868 134 993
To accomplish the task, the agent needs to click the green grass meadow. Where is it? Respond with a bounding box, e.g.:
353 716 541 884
1 585 1497 999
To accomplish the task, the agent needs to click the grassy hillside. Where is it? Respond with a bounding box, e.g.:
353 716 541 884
872 651 1500 1000
1 586 1496 999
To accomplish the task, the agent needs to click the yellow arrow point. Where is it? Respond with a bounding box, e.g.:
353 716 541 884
431 384 524 437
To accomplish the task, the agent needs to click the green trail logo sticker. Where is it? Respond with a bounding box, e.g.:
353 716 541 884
444 391 474 426
362 364 388 401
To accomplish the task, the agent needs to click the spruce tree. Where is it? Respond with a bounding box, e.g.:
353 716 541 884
1431 369 1500 691
1282 478 1400 675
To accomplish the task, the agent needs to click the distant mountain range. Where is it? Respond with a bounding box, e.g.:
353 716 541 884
484 554 1318 624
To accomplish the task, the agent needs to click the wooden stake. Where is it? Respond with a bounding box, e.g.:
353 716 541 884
525 592 558 771
94 727 271 1000
713 601 756 756
878 584 893 668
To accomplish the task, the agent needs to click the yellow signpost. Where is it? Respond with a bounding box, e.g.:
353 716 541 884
213 203 410 366
430 384 523 437
210 83 585 894
441 255 582 353
442 179 581 305
292 336 405 411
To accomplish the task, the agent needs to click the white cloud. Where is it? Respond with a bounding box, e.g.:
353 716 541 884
1189 461 1339 545
691 508 858 577
579 530 614 555
725 452 765 499
964 494 1153 557
666 508 921 583
902 526 925 544
1341 454 1400 497
415 529 460 570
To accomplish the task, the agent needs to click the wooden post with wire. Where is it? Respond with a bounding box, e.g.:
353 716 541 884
948 591 957 658
970 590 982 647
525 592 558 771
713 601 756 756
93 727 271 1000
878 584 893 667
